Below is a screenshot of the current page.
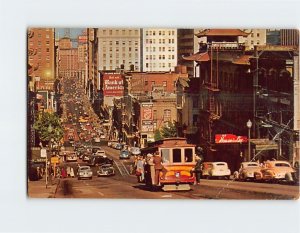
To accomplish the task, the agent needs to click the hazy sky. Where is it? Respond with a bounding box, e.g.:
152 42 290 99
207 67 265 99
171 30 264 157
55 28 85 39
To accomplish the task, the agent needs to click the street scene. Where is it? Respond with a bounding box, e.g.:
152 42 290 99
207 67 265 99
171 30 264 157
27 28 300 199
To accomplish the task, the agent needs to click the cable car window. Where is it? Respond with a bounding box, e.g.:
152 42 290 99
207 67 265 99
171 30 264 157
161 149 170 163
184 148 193 162
173 149 182 163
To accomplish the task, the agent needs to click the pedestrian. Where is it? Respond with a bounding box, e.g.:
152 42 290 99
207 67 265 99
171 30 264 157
136 156 145 182
194 155 202 185
61 167 67 179
70 167 75 178
153 151 167 185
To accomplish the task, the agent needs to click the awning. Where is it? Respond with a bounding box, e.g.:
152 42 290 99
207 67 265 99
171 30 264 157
232 55 253 65
250 139 278 151
183 52 210 62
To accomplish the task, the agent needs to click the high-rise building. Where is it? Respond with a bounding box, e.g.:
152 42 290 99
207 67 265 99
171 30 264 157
98 29 141 71
266 29 281 45
58 37 78 78
177 29 200 77
280 29 299 46
27 28 55 82
77 30 88 87
240 29 267 50
142 29 177 72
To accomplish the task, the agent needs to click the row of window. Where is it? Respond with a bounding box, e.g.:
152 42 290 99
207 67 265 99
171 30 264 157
145 30 175 36
145 54 175 60
29 40 50 46
102 40 139 46
103 53 139 59
102 47 139 52
145 62 173 68
102 29 139 36
103 65 139 70
102 60 139 65
145 38 175 44
144 81 168 87
145 47 175 52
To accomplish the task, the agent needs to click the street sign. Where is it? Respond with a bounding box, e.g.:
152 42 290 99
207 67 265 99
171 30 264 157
40 148 47 158
51 157 59 164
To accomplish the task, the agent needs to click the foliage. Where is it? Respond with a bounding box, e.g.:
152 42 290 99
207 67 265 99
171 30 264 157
161 121 177 138
33 112 63 144
154 129 163 141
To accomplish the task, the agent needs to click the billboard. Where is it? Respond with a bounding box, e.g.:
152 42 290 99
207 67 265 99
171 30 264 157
141 120 153 132
141 103 153 120
103 74 124 96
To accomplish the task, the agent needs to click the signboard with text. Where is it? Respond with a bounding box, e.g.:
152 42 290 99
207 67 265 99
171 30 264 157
103 74 124 96
215 134 248 144
141 103 153 120
141 120 154 132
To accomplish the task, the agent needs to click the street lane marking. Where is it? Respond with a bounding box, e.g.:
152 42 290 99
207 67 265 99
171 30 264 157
98 192 104 196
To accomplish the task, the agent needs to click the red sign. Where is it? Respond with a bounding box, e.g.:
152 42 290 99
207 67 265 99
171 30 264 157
141 104 153 120
103 74 124 96
215 134 248 143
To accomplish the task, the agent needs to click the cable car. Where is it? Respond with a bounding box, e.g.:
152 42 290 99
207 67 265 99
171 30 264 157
141 138 196 191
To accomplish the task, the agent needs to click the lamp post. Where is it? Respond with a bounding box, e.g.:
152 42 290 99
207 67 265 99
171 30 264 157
247 120 252 161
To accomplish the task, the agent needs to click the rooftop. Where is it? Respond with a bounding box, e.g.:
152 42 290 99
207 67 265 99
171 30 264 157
196 29 249 37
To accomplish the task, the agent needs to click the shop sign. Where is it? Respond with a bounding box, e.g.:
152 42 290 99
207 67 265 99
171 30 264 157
141 120 153 132
215 134 247 143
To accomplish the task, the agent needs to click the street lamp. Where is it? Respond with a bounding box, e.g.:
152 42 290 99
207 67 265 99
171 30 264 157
246 119 252 161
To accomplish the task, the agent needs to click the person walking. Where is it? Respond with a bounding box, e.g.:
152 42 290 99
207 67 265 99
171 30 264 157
136 156 145 182
153 151 167 185
194 156 202 185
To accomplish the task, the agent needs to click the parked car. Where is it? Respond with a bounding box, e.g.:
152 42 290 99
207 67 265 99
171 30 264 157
119 150 130 159
94 150 106 156
233 162 262 181
100 134 106 139
97 164 115 176
254 160 295 182
130 147 141 156
77 166 93 180
201 162 231 179
82 153 91 162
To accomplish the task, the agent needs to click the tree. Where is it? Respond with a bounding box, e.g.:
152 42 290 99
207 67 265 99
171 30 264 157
154 129 163 141
33 112 64 145
161 121 177 139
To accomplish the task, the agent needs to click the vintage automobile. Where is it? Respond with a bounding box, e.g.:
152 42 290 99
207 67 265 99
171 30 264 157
254 160 295 182
233 162 262 181
130 147 141 156
97 164 115 176
82 153 91 162
88 155 113 167
94 137 101 143
201 162 231 179
77 166 93 180
66 152 78 162
119 150 130 159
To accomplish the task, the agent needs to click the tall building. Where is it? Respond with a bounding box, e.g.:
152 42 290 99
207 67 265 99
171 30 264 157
97 29 141 71
27 28 55 83
280 29 299 46
266 29 281 45
77 30 88 87
142 29 177 72
177 29 200 77
240 29 267 50
58 37 78 77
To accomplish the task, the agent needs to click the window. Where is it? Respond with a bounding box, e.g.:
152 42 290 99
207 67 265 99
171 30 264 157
38 34 41 38
153 109 157 119
163 109 171 121
116 41 119 45
168 63 171 68
163 81 167 86
184 148 193 162
257 33 260 37
161 149 170 163
109 41 112 46
173 149 182 163
46 48 49 52
109 30 112 35
151 81 155 86
46 41 50 46
46 34 49 39
146 63 149 68
145 81 148 85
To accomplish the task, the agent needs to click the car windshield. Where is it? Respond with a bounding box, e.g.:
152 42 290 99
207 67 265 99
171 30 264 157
216 163 226 166
122 150 129 155
79 166 90 170
275 163 290 167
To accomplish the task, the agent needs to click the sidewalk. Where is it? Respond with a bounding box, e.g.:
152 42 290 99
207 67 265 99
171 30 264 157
27 177 60 198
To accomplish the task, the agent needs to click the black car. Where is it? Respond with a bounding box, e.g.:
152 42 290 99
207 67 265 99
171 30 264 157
88 155 113 166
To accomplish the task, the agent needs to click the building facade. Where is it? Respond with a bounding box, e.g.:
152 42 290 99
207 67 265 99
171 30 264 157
28 28 55 82
58 37 79 78
280 29 299 46
240 29 267 50
98 29 141 71
142 29 177 72
177 29 201 77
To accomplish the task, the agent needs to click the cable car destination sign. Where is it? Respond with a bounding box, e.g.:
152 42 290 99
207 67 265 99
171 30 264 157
215 134 248 143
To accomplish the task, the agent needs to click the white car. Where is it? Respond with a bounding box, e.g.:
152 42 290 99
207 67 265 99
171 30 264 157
100 134 106 139
77 166 93 180
94 137 101 143
95 150 106 157
233 162 262 181
66 153 78 162
202 162 231 179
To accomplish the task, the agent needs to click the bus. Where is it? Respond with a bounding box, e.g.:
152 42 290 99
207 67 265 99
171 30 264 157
141 138 196 191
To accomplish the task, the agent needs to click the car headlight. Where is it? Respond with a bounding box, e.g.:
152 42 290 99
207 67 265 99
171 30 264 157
79 172 83 175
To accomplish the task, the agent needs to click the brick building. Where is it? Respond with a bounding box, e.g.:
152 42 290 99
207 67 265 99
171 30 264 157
58 37 78 77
